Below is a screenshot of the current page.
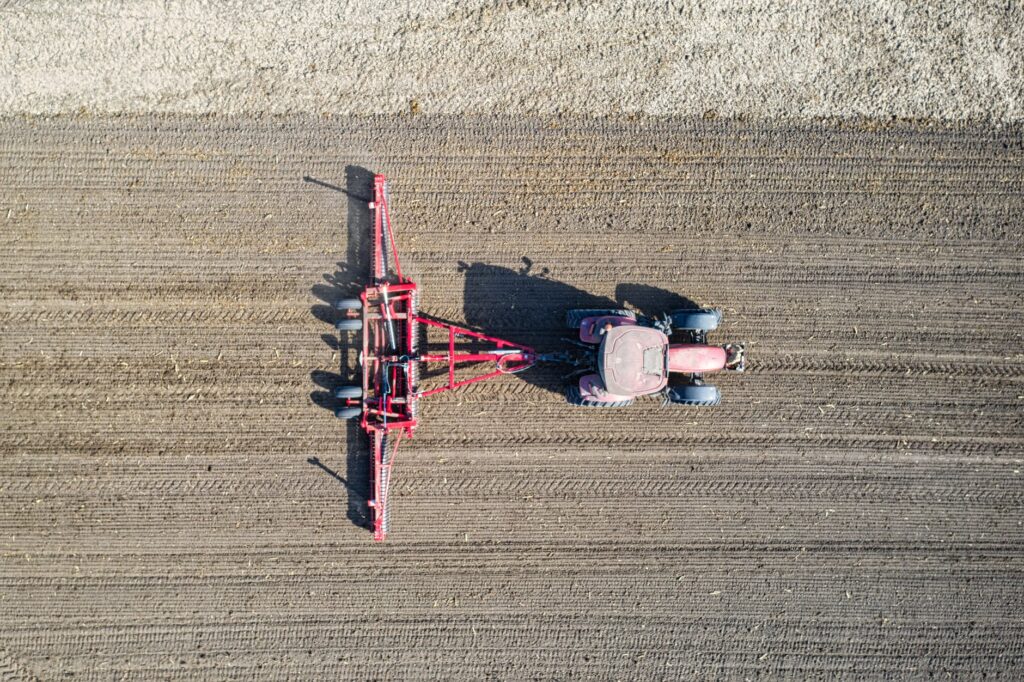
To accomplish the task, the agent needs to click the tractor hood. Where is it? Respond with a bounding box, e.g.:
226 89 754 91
599 325 668 396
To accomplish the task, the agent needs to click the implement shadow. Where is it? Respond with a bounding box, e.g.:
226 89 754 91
306 165 375 531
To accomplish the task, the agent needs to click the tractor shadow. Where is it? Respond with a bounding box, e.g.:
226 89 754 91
306 164 375 531
453 257 699 395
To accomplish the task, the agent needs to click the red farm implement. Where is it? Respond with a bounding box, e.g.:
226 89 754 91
329 175 745 541
331 175 539 541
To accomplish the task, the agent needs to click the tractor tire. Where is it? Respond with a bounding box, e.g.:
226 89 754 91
333 298 363 311
565 308 636 329
333 385 363 400
666 383 721 406
566 384 634 408
669 308 722 332
335 318 363 332
334 406 362 420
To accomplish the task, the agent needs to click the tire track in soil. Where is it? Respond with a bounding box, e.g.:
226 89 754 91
1 117 1023 679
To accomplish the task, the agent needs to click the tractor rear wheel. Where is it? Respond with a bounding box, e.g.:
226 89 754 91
334 406 362 420
333 298 363 311
565 308 635 329
335 318 363 332
566 384 634 408
669 308 721 331
666 383 721 406
333 385 363 399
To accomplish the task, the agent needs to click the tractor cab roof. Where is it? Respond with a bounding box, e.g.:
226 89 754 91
599 325 668 396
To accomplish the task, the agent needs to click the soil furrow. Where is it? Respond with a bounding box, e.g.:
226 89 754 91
1 116 1022 679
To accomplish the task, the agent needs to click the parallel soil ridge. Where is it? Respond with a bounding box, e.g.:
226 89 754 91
1 116 1022 679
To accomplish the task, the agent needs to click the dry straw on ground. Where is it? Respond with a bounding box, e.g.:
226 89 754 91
1 1 1021 120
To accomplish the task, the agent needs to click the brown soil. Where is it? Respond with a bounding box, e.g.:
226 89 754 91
1 116 1022 679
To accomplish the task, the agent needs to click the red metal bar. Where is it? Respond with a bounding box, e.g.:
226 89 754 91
419 352 524 363
373 281 416 295
371 429 406 542
371 180 384 282
371 430 384 540
359 290 371 433
448 326 455 388
366 410 405 420
418 369 508 397
416 316 534 352
412 314 536 397
378 176 404 282
369 418 416 429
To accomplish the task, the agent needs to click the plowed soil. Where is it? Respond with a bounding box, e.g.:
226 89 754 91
1 117 1023 679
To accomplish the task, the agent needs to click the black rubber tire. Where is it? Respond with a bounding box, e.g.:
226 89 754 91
669 308 722 332
334 406 362 420
333 385 363 400
565 384 634 408
335 318 363 332
333 298 363 311
666 383 721 406
565 308 636 329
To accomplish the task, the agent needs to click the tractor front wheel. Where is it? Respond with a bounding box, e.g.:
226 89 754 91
666 383 721 406
565 308 635 329
669 308 722 332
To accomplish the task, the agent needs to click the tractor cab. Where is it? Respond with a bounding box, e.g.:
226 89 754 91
598 325 669 396
568 308 745 407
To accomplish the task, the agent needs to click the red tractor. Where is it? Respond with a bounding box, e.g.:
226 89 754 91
564 308 745 407
329 175 746 540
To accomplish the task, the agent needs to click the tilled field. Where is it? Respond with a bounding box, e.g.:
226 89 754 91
1 117 1023 679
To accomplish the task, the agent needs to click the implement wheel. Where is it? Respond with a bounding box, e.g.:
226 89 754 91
333 298 363 311
333 385 363 399
335 318 363 332
335 407 361 420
